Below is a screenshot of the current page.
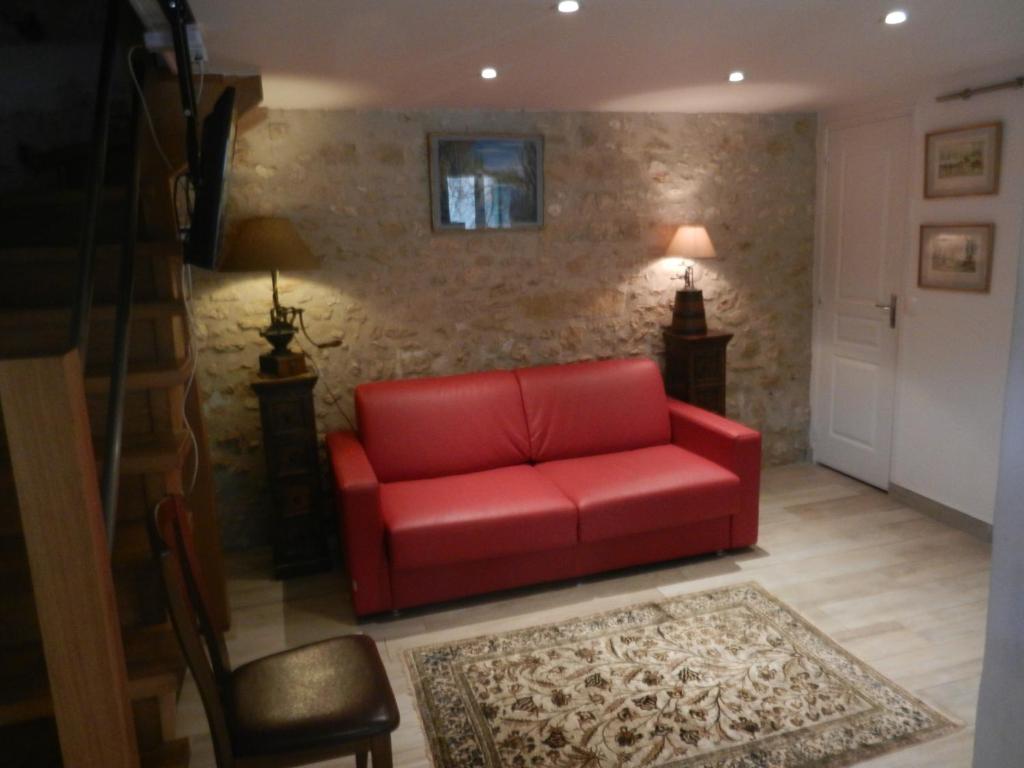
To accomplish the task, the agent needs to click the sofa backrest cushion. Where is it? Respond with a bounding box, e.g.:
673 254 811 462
355 370 531 483
515 357 671 462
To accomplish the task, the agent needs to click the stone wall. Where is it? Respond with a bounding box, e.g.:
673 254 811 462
191 109 816 548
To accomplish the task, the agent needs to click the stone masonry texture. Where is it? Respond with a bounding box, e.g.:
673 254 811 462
192 109 817 549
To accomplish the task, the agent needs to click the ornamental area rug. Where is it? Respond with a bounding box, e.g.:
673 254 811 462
404 583 959 768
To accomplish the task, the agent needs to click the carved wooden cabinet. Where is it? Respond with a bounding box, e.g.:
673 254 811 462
251 372 332 578
662 329 733 416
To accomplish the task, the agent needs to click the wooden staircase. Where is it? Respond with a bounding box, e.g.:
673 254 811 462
0 3 262 760
0 25 263 768
0 236 199 765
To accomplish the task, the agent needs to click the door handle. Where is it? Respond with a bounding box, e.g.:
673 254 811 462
875 294 897 329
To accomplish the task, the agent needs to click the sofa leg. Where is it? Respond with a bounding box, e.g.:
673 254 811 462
391 609 402 619
716 549 726 557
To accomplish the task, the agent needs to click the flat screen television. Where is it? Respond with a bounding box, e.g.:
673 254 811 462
184 86 237 269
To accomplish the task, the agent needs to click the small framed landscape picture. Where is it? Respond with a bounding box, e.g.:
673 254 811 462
919 224 994 292
924 122 1001 198
428 133 543 232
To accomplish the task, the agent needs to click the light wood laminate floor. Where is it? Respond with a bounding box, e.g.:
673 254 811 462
177 463 991 767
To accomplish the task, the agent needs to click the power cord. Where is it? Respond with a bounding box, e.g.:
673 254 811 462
127 45 173 171
126 46 201 491
196 55 205 106
180 263 201 495
295 335 356 433
296 308 341 350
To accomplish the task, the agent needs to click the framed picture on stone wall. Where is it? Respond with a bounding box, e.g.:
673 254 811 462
924 122 1001 198
428 133 543 231
918 223 994 292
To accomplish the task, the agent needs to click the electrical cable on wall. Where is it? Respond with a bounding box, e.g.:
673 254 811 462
180 263 201 495
295 335 356 433
127 45 173 171
128 43 201 492
196 55 205 105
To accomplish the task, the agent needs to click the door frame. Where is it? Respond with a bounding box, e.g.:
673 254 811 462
809 107 914 483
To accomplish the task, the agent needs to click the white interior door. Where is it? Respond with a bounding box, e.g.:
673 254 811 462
813 116 910 489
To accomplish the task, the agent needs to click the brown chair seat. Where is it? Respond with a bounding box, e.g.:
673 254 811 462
227 635 399 758
148 495 399 767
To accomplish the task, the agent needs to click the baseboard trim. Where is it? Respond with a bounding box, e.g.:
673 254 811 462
889 483 993 543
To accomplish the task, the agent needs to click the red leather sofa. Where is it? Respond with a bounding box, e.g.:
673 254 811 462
326 357 761 617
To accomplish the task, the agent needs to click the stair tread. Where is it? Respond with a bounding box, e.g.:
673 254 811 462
0 241 179 263
0 429 189 539
0 624 183 727
0 301 185 323
0 514 154 571
103 430 192 476
0 302 186 359
0 188 136 247
0 186 127 207
84 355 193 394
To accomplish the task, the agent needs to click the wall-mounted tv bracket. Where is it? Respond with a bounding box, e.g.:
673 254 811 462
157 0 201 179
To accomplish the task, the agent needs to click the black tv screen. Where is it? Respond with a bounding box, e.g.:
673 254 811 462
184 86 237 269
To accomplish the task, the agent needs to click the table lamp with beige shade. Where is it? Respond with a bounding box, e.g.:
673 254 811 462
665 225 717 336
220 216 336 377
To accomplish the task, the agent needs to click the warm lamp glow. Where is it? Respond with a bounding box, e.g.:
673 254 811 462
220 217 318 272
219 217 323 377
665 225 716 260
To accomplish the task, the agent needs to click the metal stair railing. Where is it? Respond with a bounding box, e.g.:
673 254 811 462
0 5 145 759
68 0 144 550
100 48 145 549
69 0 120 362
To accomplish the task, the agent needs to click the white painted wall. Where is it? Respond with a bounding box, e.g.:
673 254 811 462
815 61 1024 763
973 191 1024 767
817 59 1024 523
890 61 1024 523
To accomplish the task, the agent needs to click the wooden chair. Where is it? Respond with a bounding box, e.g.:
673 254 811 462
147 495 399 768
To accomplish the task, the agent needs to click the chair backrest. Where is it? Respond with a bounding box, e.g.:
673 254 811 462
148 495 234 767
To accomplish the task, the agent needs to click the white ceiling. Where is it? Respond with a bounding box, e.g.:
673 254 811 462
191 0 1024 112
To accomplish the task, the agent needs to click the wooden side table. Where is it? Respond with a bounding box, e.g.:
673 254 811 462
251 372 332 578
662 329 733 415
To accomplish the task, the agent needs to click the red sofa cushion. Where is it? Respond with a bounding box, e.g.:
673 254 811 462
515 358 671 462
380 466 578 571
536 444 740 543
356 370 530 483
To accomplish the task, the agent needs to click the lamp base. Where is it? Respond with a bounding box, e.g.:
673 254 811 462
259 311 307 377
671 289 708 336
259 350 307 377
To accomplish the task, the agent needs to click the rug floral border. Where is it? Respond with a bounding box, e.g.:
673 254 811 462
404 582 961 768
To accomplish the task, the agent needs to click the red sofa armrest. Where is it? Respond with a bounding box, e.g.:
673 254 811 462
667 399 761 548
325 431 392 615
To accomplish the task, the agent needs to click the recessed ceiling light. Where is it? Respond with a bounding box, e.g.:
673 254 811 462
557 0 580 12
481 67 497 80
884 10 908 25
728 71 745 83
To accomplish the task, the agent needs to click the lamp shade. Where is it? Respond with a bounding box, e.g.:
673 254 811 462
219 217 319 272
665 225 716 260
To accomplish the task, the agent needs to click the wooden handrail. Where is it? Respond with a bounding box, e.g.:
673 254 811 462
0 351 139 767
